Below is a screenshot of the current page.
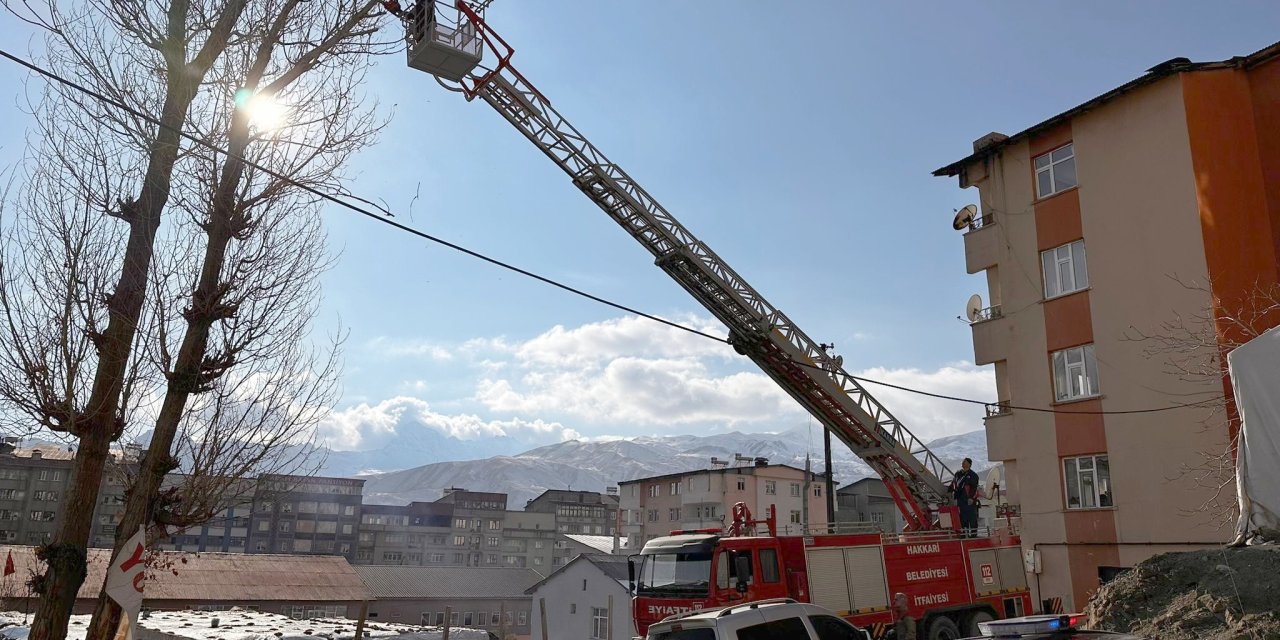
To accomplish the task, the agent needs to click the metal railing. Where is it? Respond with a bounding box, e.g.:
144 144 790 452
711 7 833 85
969 304 1003 324
984 400 1012 418
966 212 996 231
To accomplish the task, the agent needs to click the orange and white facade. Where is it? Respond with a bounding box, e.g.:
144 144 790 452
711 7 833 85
934 41 1280 611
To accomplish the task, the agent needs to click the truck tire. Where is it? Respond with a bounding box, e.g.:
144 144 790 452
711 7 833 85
964 610 995 636
925 616 961 640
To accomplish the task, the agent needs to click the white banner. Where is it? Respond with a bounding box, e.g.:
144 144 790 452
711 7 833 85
104 526 148 640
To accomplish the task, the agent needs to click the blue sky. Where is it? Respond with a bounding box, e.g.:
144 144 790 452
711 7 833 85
2 2 1278 454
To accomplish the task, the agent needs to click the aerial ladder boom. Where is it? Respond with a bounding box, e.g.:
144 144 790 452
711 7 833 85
407 2 957 530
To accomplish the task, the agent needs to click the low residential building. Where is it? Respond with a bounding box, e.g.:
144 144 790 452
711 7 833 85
618 462 828 549
524 489 619 536
0 546 367 616
527 554 632 640
356 565 541 639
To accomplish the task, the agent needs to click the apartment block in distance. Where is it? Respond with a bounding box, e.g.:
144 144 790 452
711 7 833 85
618 460 828 549
933 41 1280 610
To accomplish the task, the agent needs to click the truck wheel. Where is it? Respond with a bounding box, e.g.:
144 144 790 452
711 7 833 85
925 616 961 640
964 610 995 636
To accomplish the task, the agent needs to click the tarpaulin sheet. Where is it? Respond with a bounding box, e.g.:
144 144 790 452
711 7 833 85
1228 325 1280 543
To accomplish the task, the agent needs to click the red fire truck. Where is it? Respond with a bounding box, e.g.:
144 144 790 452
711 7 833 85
399 4 1033 639
630 504 1030 640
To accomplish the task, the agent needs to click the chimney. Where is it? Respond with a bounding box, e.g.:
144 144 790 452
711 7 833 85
30 450 42 460
754 457 768 467
605 486 618 496
972 132 1009 153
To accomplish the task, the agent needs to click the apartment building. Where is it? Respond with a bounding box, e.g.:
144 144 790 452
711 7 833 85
0 442 128 548
834 478 903 532
933 41 1280 610
524 489 619 536
155 477 256 553
356 501 454 566
617 462 829 549
502 510 557 570
437 488 507 568
247 474 365 563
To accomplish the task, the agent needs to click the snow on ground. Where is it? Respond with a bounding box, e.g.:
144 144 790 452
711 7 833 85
0 609 490 640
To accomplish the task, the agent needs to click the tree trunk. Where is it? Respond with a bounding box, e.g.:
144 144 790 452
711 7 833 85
85 114 251 640
28 38 204 640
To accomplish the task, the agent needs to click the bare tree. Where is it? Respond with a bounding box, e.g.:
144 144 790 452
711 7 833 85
1 0 396 632
1125 276 1280 530
81 0 395 636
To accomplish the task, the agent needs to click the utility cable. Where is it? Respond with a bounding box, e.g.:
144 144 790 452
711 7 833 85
0 48 1223 418
0 48 726 346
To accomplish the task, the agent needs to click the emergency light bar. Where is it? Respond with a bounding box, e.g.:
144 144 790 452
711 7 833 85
977 614 1084 638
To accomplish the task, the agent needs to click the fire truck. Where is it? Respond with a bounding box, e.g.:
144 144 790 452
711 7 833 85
399 3 1032 639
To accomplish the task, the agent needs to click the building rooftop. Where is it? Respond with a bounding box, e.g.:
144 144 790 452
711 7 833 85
933 39 1280 177
0 546 368 603
354 565 543 600
524 554 631 595
563 534 627 554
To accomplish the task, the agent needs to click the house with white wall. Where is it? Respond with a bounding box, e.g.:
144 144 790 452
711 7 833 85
526 554 632 640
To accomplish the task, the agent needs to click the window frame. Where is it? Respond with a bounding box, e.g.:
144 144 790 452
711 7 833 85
590 607 609 639
1034 142 1077 199
1041 239 1088 300
1063 454 1112 510
1051 344 1100 402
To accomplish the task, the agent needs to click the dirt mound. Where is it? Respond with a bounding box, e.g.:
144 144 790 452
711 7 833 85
1085 547 1280 640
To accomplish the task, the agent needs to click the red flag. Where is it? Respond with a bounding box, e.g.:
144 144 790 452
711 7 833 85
4 551 14 576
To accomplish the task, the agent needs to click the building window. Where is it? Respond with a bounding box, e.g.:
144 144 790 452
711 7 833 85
1052 344 1099 402
33 491 58 502
570 603 576 614
29 511 55 522
277 521 291 533
1064 454 1112 509
430 553 445 563
294 539 312 553
455 518 469 529
487 536 499 547
668 508 680 521
1034 142 1077 198
813 485 822 498
736 479 745 491
789 483 801 497
669 481 681 495
1041 240 1088 299
764 481 776 495
648 485 659 498
454 535 467 546
489 519 501 530
518 612 527 626
383 551 401 562
491 612 501 625
647 509 658 522
789 510 801 524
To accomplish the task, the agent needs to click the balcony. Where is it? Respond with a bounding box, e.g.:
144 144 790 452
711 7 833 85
969 309 1009 366
962 214 1000 274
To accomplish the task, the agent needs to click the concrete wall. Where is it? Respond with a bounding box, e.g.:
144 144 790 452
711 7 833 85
368 597 531 639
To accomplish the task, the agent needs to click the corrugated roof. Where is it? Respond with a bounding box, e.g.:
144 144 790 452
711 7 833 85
354 565 541 600
581 555 630 582
933 40 1280 178
563 534 627 554
0 546 368 603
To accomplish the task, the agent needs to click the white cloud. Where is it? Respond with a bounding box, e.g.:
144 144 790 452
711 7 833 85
317 396 579 451
845 362 995 441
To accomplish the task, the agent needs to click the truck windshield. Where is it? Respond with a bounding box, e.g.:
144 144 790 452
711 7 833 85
636 550 712 596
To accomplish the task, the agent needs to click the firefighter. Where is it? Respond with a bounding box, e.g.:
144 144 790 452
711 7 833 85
892 592 916 640
950 457 980 537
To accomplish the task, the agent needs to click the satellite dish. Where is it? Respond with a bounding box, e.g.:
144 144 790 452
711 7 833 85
965 294 984 323
983 464 1003 501
832 355 843 369
952 204 978 230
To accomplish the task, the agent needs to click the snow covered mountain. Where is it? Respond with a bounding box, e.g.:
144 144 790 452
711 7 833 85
355 429 991 507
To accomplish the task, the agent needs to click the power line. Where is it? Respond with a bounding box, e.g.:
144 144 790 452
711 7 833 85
0 48 726 346
0 48 1222 419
